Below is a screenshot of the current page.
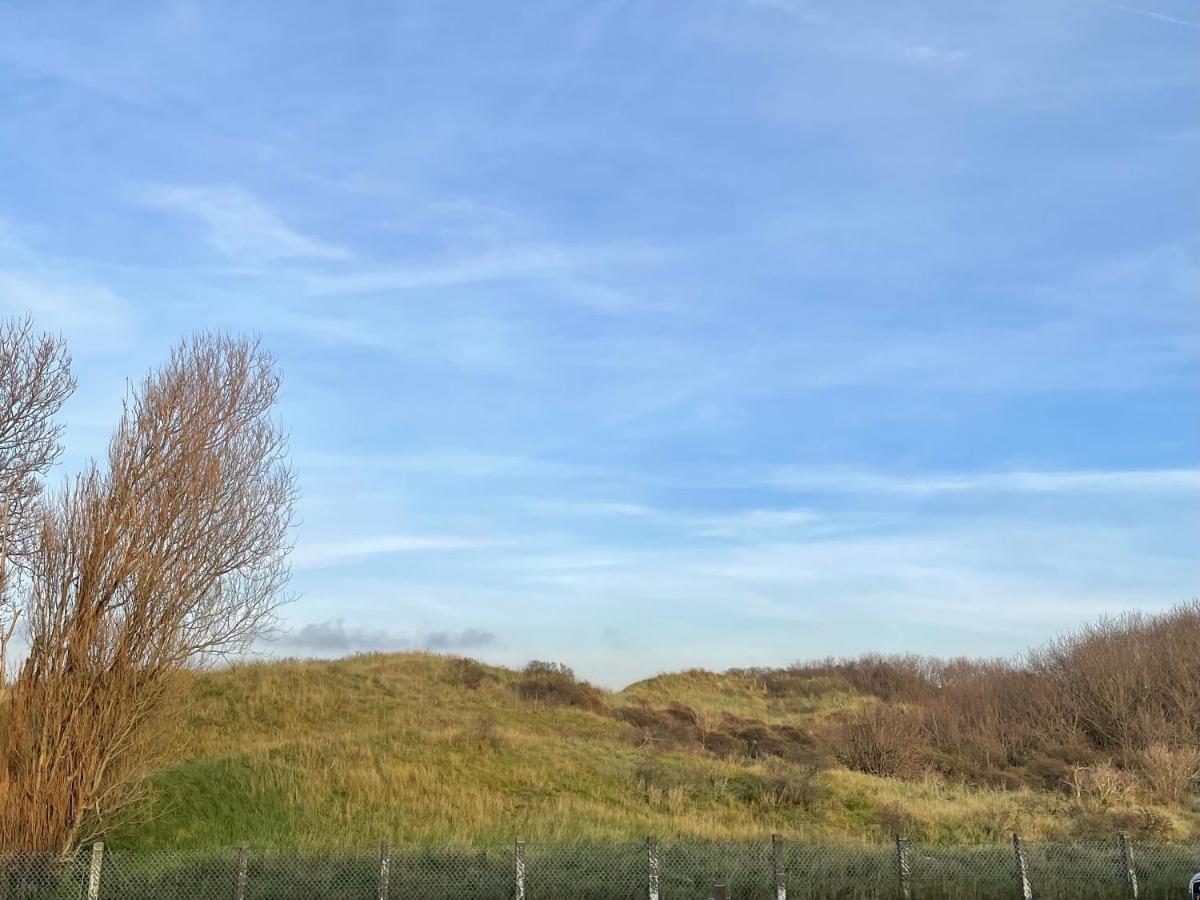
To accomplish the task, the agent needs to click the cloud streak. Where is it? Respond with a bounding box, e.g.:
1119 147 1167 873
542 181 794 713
304 242 662 296
0 270 135 351
1091 0 1200 28
772 468 1200 497
292 534 501 570
139 184 350 262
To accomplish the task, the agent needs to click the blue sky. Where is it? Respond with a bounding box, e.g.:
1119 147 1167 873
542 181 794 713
0 0 1196 685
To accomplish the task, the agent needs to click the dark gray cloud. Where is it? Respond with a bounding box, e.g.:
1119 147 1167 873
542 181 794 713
423 628 496 650
280 619 496 654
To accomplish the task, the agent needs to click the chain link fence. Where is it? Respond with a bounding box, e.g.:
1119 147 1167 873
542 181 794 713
2 836 1197 900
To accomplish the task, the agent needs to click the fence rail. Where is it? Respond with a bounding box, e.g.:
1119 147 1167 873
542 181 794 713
1 835 1198 899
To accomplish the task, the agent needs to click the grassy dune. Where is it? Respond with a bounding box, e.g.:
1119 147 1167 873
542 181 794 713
109 653 1200 850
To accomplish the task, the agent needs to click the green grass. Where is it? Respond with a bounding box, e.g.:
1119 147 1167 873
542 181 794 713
106 652 1200 850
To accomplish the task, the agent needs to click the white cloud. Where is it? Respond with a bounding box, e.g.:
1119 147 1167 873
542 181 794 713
0 270 135 351
695 508 820 536
889 41 971 64
773 467 1200 496
516 497 657 517
139 184 350 263
305 242 661 295
292 533 501 570
1090 0 1200 28
284 312 521 372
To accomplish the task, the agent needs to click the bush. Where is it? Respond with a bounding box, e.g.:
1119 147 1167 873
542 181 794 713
442 657 496 690
1136 743 1200 804
615 703 703 749
808 601 1200 801
513 661 606 712
522 660 576 680
830 705 924 778
1061 762 1143 808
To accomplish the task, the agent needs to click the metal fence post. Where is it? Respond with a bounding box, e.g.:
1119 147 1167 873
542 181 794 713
895 836 912 900
771 833 786 900
646 837 660 900
1119 833 1138 899
86 842 104 900
514 838 525 900
235 844 248 900
378 841 391 900
1013 833 1033 900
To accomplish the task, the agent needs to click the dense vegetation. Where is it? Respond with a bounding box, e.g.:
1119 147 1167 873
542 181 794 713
103 603 1200 849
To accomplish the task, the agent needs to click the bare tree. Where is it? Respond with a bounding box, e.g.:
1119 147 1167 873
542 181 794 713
0 333 295 853
0 318 74 686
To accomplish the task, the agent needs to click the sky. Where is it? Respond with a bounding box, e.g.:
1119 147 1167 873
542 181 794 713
0 0 1196 686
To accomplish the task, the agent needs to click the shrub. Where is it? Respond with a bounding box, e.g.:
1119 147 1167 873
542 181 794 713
522 660 576 680
1061 762 1143 808
808 601 1200 800
513 661 606 712
1136 743 1200 804
830 705 924 778
442 657 496 690
615 704 703 749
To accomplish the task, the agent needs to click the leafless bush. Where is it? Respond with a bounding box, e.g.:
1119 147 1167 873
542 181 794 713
787 654 945 702
522 660 576 680
1136 743 1200 805
813 602 1200 800
1061 762 1143 808
0 320 74 683
1030 604 1200 753
830 704 925 778
513 660 606 711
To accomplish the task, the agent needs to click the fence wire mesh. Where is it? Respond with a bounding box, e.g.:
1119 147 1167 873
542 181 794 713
1 837 1197 899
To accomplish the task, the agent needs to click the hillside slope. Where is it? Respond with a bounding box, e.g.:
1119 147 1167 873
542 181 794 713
110 651 1200 849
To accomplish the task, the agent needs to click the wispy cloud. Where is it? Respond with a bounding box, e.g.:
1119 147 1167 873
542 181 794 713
773 467 1200 496
833 33 972 66
283 312 522 372
292 534 500 570
887 41 971 65
516 498 657 517
139 184 350 262
694 508 820 536
0 220 134 349
740 0 832 25
279 619 496 653
304 242 661 296
0 270 135 350
295 450 595 481
383 198 528 243
1090 0 1200 28
739 1 969 65
516 498 820 538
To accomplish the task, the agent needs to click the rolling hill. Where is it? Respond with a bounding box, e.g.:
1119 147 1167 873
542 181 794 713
109 639 1200 849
